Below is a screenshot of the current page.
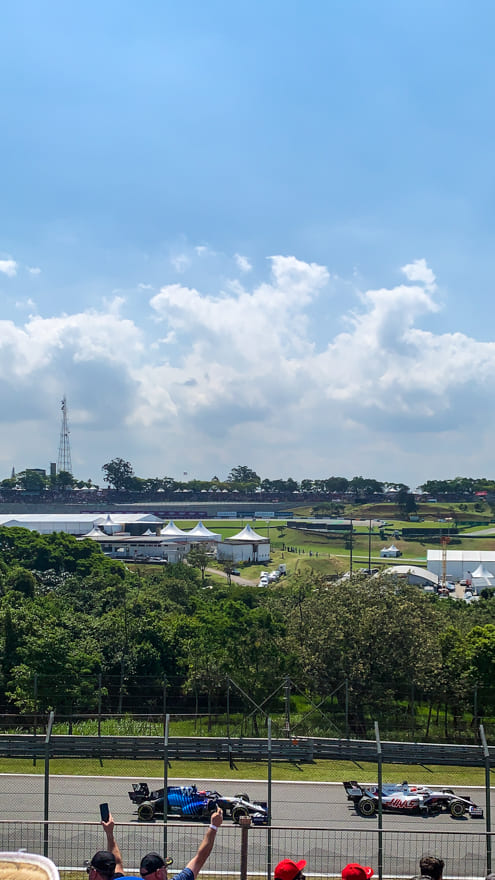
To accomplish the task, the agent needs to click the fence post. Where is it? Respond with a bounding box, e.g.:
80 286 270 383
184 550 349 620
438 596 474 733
480 724 492 872
98 674 103 768
44 711 54 858
284 676 291 738
345 679 349 739
163 712 169 858
226 677 230 739
33 673 38 767
410 682 415 740
239 815 251 880
267 717 272 880
374 721 383 880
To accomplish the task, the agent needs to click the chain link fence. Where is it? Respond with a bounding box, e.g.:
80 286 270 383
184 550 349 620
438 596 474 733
0 821 492 880
2 674 495 743
0 718 492 879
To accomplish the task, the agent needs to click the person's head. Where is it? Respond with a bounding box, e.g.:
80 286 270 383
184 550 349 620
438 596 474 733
87 851 116 880
342 864 374 880
486 874 495 880
274 858 307 880
420 856 444 880
140 853 173 880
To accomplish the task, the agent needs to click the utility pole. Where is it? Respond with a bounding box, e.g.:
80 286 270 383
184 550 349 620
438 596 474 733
349 518 353 577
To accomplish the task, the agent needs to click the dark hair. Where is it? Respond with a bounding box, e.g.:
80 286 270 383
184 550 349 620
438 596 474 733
420 856 444 880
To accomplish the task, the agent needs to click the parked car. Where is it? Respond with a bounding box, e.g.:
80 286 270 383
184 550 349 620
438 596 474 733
129 782 268 824
343 780 483 818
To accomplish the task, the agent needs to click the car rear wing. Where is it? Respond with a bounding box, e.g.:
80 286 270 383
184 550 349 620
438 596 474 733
343 780 364 799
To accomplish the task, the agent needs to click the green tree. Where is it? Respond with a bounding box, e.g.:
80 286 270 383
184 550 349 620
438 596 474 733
227 465 261 484
397 488 417 516
102 458 135 490
17 470 47 492
7 568 36 599
187 547 210 584
55 470 75 490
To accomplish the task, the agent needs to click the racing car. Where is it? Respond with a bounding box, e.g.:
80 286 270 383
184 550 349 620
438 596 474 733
343 780 484 819
129 782 269 824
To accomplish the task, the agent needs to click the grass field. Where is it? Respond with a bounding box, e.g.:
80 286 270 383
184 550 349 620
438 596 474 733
137 506 495 582
0 757 487 786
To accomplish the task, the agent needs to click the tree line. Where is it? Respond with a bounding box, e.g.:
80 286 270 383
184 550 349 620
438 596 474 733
5 460 495 500
1 526 495 738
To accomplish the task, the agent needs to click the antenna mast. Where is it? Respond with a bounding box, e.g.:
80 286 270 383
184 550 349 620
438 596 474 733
57 396 72 475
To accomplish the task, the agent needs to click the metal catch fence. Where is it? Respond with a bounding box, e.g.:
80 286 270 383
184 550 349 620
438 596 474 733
0 822 492 880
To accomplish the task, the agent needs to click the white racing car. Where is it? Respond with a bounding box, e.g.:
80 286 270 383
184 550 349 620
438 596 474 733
343 780 484 818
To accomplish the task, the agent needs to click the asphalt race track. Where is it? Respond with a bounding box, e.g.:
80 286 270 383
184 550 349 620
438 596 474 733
0 775 492 878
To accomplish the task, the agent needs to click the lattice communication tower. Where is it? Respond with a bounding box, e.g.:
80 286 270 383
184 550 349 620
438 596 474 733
57 396 72 475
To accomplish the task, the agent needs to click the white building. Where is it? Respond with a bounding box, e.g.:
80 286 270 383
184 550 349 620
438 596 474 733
427 550 495 585
80 528 189 563
0 512 163 535
380 565 439 587
217 523 270 563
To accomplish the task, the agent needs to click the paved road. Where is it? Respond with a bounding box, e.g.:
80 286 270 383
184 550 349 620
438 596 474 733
0 775 491 877
204 567 258 586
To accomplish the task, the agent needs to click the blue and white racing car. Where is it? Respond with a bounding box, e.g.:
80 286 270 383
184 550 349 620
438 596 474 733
343 780 484 819
129 782 268 824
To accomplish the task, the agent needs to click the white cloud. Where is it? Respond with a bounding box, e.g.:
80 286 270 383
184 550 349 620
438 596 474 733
234 253 252 272
195 245 216 257
15 298 37 311
0 259 17 277
27 266 41 275
401 258 436 291
3 254 495 485
138 283 153 290
171 253 190 273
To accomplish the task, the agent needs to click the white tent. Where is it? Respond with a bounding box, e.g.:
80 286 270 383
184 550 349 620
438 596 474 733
471 563 495 592
380 544 402 558
187 521 221 542
160 520 188 537
218 523 270 563
228 524 268 542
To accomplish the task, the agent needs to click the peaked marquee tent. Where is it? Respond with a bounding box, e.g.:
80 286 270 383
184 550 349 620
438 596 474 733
217 523 270 563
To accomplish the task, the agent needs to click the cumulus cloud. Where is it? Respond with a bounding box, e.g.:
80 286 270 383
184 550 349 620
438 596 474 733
234 253 252 272
0 259 17 277
135 255 495 472
3 254 495 484
401 258 436 291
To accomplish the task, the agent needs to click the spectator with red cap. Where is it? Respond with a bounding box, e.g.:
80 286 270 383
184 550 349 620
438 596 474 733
274 858 307 880
342 864 374 880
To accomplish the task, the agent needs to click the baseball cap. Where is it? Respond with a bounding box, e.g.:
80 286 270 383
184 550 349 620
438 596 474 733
140 853 174 876
91 851 117 876
274 859 307 880
342 864 374 880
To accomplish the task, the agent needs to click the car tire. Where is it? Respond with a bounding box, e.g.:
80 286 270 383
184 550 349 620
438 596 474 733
232 805 249 824
138 802 155 821
358 797 377 817
235 793 250 802
450 800 465 818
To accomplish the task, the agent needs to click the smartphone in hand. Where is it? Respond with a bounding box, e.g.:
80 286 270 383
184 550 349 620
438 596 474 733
99 803 110 822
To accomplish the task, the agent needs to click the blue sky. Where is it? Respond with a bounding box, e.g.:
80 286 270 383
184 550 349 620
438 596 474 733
1 0 495 487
